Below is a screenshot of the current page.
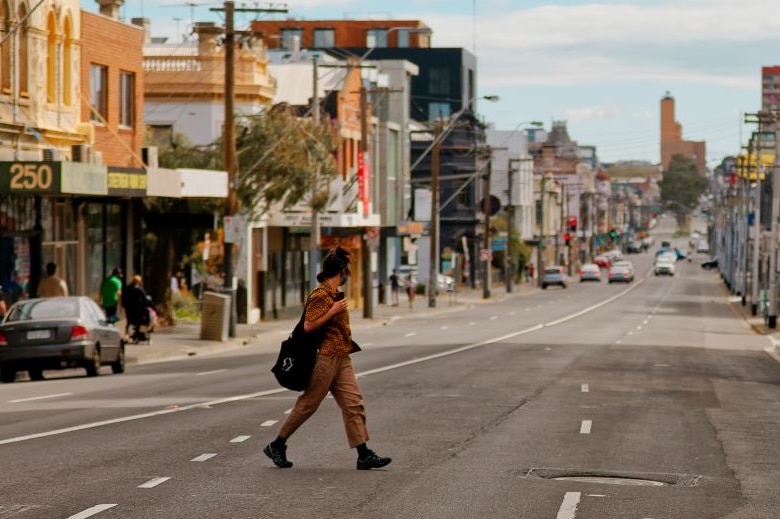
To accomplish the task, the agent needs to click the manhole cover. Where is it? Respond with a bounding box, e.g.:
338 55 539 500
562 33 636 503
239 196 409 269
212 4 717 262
555 476 665 487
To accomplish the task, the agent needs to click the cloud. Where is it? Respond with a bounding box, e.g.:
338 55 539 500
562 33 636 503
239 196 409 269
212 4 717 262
412 0 780 88
565 105 622 121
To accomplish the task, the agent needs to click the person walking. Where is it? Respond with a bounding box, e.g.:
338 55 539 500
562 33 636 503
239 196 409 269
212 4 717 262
405 274 415 309
389 268 400 306
37 262 68 297
121 275 156 343
264 246 392 471
99 268 123 324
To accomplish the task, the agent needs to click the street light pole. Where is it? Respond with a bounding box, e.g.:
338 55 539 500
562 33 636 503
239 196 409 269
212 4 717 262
428 120 441 308
537 174 545 287
506 158 518 293
483 154 492 299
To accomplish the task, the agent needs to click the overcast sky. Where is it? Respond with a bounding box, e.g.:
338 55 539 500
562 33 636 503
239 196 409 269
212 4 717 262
95 0 780 166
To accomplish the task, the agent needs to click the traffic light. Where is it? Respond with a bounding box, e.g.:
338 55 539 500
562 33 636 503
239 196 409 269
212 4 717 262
569 216 577 232
608 229 617 240
564 233 570 246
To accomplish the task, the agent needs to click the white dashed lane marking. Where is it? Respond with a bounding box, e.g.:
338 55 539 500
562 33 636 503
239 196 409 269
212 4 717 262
404 332 417 337
9 393 72 403
138 477 170 489
581 384 589 393
580 420 592 434
197 369 227 376
230 436 251 443
260 420 278 427
66 504 118 519
556 492 581 519
191 453 217 462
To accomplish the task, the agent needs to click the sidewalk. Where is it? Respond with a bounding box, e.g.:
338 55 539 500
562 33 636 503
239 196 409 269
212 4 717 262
727 293 780 361
125 281 540 366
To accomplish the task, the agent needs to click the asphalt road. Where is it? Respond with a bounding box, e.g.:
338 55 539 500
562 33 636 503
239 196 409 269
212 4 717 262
2 219 780 518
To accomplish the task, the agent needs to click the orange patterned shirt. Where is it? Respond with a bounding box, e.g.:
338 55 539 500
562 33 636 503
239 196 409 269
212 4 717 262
304 281 353 357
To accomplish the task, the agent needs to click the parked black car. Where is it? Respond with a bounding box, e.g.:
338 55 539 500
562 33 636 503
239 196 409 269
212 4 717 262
0 297 125 383
702 257 719 270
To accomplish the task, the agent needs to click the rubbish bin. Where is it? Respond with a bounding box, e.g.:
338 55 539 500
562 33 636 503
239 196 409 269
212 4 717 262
200 291 231 341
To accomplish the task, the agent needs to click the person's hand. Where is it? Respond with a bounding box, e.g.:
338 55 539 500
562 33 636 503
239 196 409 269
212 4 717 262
328 298 348 317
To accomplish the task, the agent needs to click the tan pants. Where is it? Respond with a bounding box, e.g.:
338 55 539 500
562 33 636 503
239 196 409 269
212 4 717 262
278 355 369 448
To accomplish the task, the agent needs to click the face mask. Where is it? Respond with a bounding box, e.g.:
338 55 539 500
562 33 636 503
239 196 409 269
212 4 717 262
340 272 348 286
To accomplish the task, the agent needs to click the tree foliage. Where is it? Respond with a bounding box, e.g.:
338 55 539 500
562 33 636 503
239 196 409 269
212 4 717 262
659 154 707 221
236 104 339 217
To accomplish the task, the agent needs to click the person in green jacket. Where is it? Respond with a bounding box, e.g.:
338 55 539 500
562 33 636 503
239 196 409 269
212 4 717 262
99 268 123 324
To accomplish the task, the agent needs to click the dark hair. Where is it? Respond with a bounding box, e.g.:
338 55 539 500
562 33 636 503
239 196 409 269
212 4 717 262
316 246 351 283
46 262 57 276
111 268 123 278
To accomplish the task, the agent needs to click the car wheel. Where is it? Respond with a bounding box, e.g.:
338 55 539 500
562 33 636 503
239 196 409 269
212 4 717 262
542 284 548 289
85 348 101 377
111 344 126 374
28 368 44 381
0 366 16 383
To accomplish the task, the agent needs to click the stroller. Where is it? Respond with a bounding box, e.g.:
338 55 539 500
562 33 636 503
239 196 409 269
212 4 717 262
128 307 157 344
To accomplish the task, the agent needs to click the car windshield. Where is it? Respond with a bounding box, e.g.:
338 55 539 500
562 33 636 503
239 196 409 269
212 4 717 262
5 299 81 322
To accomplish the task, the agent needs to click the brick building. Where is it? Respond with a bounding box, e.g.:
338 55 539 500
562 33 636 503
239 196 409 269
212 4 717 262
660 92 706 174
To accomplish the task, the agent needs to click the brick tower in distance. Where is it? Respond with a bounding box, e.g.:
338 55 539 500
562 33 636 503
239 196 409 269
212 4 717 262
660 92 706 174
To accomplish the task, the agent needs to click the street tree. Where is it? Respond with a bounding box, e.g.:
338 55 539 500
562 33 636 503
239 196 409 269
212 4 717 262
659 154 708 223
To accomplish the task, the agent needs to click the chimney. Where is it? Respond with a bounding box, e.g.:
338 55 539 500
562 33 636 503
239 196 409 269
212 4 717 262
96 0 124 20
194 22 221 55
131 17 151 44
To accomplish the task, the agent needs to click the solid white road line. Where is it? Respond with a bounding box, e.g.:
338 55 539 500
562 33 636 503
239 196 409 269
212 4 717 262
197 369 227 376
230 436 251 443
580 420 592 434
581 384 589 393
9 392 73 403
440 326 449 330
556 492 581 519
138 477 170 489
260 420 278 427
66 504 117 519
191 453 217 462
404 332 417 337
544 279 644 327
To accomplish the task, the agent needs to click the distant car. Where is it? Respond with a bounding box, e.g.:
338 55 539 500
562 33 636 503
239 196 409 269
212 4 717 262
542 266 568 289
593 255 611 269
654 256 676 276
696 240 710 253
400 266 454 293
579 264 602 282
0 296 125 383
626 242 642 254
661 241 671 248
612 260 635 276
702 257 719 270
604 249 623 262
608 265 634 283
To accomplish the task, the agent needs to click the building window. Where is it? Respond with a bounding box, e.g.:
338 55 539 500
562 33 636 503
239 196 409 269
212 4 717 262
429 68 451 95
46 11 56 103
0 0 10 92
280 28 303 50
89 64 108 123
397 29 410 48
366 28 388 48
119 72 134 127
18 2 28 94
62 14 72 106
428 102 450 121
313 28 334 48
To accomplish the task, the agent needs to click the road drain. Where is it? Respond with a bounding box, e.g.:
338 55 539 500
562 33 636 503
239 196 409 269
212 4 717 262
516 468 701 488
555 476 665 487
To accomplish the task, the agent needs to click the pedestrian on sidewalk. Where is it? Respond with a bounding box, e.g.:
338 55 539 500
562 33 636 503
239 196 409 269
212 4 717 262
264 246 392 471
389 268 400 306
99 268 123 324
37 262 68 297
405 274 415 309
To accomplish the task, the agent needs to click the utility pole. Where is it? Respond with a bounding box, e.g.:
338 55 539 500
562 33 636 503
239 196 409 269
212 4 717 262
751 140 761 317
768 111 780 328
537 174 545 287
309 56 320 290
212 0 288 336
428 120 442 307
506 158 520 293
482 153 492 299
360 84 373 318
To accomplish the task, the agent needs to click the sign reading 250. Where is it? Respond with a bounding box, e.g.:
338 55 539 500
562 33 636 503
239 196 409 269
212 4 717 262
0 162 61 193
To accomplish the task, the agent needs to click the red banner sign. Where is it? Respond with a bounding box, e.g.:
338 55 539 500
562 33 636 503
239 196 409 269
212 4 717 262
357 150 370 217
